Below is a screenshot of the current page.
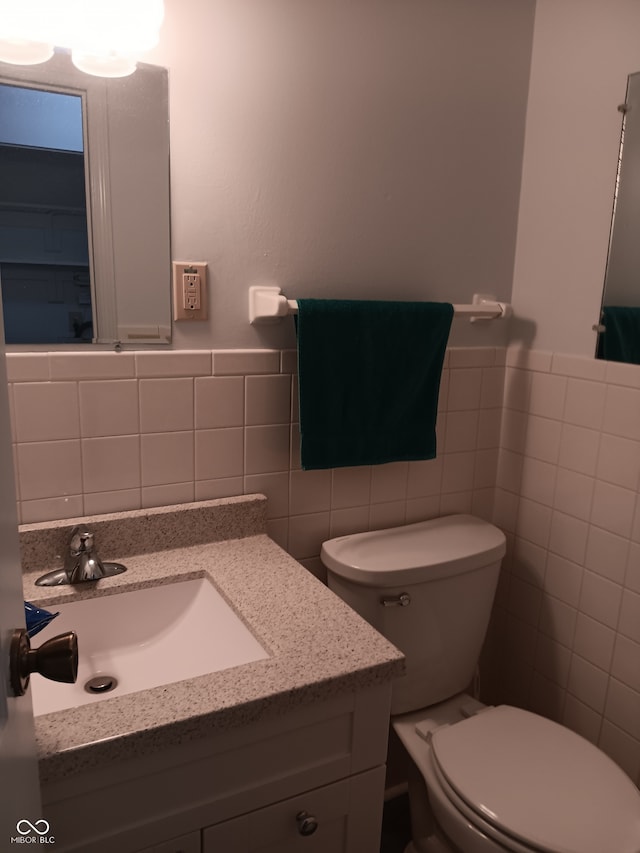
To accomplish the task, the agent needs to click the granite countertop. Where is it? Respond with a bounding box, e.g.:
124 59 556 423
21 495 405 785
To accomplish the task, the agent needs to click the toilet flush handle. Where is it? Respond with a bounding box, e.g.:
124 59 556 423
380 593 411 608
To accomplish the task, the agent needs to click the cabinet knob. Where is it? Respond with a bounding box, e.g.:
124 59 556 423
296 811 318 836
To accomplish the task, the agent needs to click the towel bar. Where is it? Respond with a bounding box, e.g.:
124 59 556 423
248 286 512 325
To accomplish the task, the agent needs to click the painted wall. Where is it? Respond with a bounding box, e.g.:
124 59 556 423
147 0 534 351
511 0 640 357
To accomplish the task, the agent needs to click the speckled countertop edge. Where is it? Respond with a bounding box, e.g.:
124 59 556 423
20 494 267 571
22 497 405 785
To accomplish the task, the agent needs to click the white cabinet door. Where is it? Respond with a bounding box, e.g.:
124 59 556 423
202 768 385 853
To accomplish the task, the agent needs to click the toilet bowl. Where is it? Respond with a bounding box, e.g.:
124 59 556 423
321 515 640 853
394 696 640 853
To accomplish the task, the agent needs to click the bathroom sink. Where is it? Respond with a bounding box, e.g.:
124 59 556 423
30 577 269 715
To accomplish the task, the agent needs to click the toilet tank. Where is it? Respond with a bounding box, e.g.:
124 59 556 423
321 515 506 715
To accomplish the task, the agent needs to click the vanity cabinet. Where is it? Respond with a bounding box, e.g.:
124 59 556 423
41 684 392 853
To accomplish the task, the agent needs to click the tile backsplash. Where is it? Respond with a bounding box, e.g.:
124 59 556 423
8 347 503 570
9 343 640 786
484 348 640 787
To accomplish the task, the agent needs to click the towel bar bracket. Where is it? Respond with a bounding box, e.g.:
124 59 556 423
248 285 512 325
249 285 290 324
467 293 512 323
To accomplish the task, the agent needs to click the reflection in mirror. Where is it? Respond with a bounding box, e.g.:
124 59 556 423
0 82 93 343
0 51 172 347
598 71 640 364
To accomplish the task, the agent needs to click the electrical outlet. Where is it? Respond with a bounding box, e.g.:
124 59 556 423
172 262 208 320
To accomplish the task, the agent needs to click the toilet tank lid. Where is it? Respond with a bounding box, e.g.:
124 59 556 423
320 514 506 586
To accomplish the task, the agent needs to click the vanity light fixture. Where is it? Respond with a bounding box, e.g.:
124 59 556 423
0 0 164 78
0 0 57 65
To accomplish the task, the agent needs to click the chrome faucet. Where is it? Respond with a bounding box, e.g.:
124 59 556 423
65 526 111 582
35 525 127 587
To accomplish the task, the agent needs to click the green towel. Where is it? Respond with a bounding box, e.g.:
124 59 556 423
597 306 640 364
295 299 453 470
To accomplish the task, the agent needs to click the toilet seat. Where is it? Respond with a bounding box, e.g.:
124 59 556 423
429 705 640 853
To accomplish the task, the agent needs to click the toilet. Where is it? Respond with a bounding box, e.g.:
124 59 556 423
321 514 640 853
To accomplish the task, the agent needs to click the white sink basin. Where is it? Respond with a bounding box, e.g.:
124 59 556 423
30 577 269 716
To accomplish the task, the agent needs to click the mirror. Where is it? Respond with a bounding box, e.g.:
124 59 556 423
0 50 171 346
0 82 92 343
597 71 640 364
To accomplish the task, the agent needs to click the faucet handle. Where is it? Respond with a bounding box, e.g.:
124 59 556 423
69 525 94 554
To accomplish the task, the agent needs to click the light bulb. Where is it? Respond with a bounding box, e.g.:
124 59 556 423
0 0 164 77
65 0 164 57
71 51 137 78
0 38 54 65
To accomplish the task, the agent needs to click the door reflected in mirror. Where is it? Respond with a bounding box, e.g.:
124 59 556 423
0 51 172 348
0 82 93 344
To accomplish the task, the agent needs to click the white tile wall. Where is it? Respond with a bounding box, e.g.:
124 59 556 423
10 343 640 787
8 346 502 548
486 347 640 787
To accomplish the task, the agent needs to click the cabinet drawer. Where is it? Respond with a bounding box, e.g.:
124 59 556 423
137 830 200 853
204 780 348 853
202 767 385 853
